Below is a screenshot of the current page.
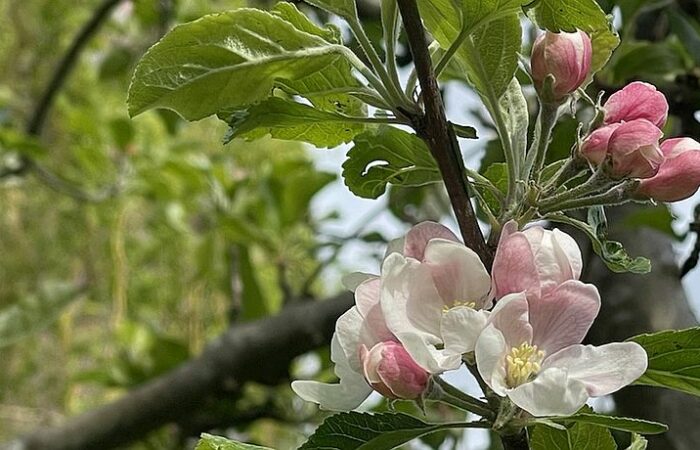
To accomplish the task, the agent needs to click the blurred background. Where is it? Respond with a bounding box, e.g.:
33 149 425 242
1 0 699 449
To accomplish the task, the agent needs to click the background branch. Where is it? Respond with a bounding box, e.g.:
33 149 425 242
395 0 492 267
5 293 353 450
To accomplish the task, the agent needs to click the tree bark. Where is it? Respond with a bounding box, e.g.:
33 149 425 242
4 293 353 450
579 206 700 450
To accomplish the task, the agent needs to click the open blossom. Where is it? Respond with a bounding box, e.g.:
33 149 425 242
581 119 664 179
491 221 582 300
291 278 430 410
603 81 669 128
476 291 647 416
531 30 592 100
637 137 700 202
380 223 492 373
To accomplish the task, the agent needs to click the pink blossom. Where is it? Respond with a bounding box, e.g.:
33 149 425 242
491 221 583 300
531 30 592 100
636 137 700 202
476 290 647 416
603 81 669 128
581 119 664 179
291 278 431 410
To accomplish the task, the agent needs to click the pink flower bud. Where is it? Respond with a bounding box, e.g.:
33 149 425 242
603 81 669 128
580 119 664 179
360 341 429 400
636 138 700 202
531 30 592 100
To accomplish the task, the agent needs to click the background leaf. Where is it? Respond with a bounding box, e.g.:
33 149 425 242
195 433 273 450
530 422 616 450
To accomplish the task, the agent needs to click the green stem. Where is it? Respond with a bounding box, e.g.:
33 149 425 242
429 376 495 419
524 100 560 182
543 156 587 193
537 168 612 210
539 181 638 214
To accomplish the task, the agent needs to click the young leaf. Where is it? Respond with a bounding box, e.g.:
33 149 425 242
546 413 667 435
271 2 342 43
128 9 356 120
224 97 365 148
626 433 648 450
195 433 272 450
342 126 441 199
304 0 357 20
547 213 651 274
530 422 616 450
299 412 482 450
525 0 619 79
629 327 700 397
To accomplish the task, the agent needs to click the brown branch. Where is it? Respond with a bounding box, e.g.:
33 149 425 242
395 0 492 268
6 293 354 450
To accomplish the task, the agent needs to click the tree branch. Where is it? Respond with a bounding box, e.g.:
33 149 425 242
5 293 354 450
395 0 492 267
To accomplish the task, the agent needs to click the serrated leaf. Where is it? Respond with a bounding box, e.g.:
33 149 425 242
127 9 356 120
547 212 651 274
299 412 465 450
629 327 700 397
224 97 364 148
342 126 440 199
477 162 508 216
525 0 620 79
195 433 272 450
530 422 616 450
547 413 667 435
271 2 342 44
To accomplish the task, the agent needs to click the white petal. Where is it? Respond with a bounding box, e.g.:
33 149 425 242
392 330 462 373
291 334 371 411
342 272 377 292
335 307 366 372
544 343 648 397
423 239 492 308
354 277 380 317
381 253 443 337
441 306 490 355
354 278 393 343
489 293 533 349
507 367 589 417
475 324 509 396
552 228 583 280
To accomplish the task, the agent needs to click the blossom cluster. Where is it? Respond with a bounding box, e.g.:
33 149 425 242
532 30 700 202
292 222 647 417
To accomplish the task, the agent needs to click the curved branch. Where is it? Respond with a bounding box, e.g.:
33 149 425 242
6 293 353 450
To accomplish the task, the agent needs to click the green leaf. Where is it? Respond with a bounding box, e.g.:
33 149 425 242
128 9 356 120
304 0 357 19
626 433 648 450
224 97 365 148
547 212 651 273
462 0 529 26
299 412 478 450
195 433 273 450
547 413 667 435
342 126 441 199
623 204 679 241
607 40 689 85
271 2 342 44
629 327 700 397
478 162 508 216
526 0 620 79
498 77 528 168
0 280 84 348
530 422 616 450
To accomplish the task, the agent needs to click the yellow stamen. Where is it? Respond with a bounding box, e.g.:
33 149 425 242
506 342 545 388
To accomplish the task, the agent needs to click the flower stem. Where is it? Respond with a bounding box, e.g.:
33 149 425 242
537 167 612 211
539 180 639 214
524 100 560 182
428 376 495 419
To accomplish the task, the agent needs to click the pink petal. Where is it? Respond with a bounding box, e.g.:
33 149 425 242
529 280 600 355
423 238 491 308
544 343 648 397
580 123 620 165
637 149 700 201
660 137 700 158
492 221 540 298
603 81 669 128
403 221 460 260
489 292 533 349
374 341 429 399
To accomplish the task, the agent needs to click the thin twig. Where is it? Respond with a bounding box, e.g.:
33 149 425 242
396 0 492 267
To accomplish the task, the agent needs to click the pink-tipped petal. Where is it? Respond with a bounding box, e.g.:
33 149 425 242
489 293 533 349
580 123 621 165
603 81 669 128
423 239 491 308
544 342 648 397
403 221 459 260
637 140 700 202
608 119 664 179
492 222 540 298
372 341 429 399
529 280 601 355
507 367 589 417
660 137 700 158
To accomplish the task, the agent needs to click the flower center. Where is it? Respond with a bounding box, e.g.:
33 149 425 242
442 300 476 312
506 342 544 388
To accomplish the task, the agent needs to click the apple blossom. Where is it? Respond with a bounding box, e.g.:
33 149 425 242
381 235 492 373
581 119 664 179
291 278 430 410
476 290 647 417
636 137 700 202
603 81 669 128
491 221 583 299
531 30 592 100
